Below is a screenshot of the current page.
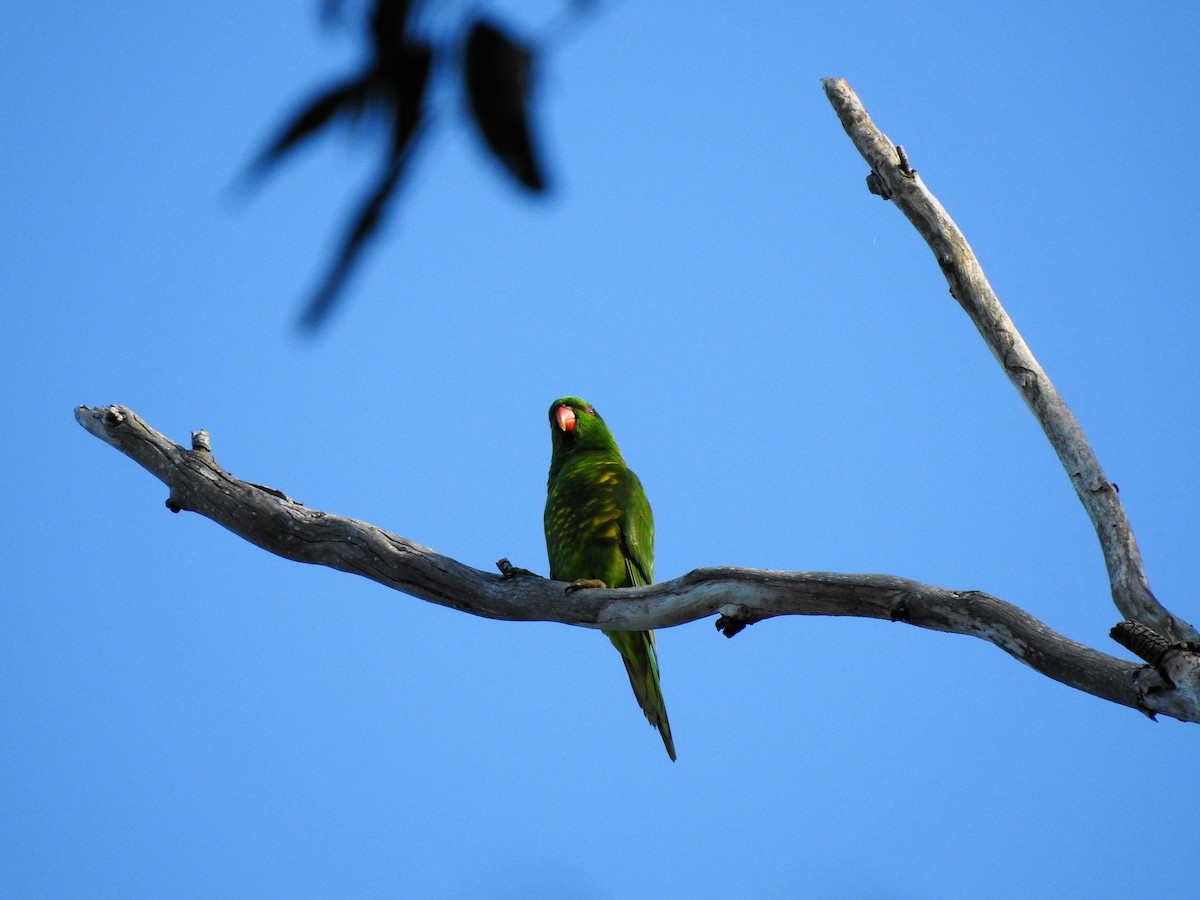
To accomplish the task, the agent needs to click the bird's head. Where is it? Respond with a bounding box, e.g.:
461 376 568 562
548 397 622 461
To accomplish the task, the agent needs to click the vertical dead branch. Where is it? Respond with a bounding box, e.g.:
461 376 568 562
821 77 1196 644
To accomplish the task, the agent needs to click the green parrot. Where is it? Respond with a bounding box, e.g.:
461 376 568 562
544 397 676 761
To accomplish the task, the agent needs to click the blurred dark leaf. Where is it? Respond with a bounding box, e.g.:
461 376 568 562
243 76 372 185
370 0 417 55
382 41 433 158
246 1 574 330
245 0 433 329
299 153 410 330
296 35 430 329
464 18 547 192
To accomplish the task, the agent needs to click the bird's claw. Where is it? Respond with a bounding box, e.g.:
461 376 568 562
565 578 607 593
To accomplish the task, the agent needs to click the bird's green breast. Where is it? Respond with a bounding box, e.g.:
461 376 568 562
545 453 650 589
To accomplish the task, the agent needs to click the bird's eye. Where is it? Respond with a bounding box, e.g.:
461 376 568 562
585 405 596 416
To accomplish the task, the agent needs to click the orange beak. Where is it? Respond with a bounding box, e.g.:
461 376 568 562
556 405 576 432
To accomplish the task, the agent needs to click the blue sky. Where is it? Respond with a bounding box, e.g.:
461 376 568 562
3 1 1198 896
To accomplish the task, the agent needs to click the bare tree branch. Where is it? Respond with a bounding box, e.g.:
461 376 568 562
74 405 1200 723
821 77 1197 645
73 80 1200 730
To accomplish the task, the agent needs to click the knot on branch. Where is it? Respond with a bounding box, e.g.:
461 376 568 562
890 594 915 622
1112 620 1200 693
496 557 539 580
1111 620 1171 665
247 482 301 504
863 146 913 200
866 170 891 200
715 606 763 639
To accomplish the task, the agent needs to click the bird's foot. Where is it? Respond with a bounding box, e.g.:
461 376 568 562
565 578 607 593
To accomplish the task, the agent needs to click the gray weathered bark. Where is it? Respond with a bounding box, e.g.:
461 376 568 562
75 403 1199 724
822 77 1196 645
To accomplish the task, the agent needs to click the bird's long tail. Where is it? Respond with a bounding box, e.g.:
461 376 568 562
605 629 676 761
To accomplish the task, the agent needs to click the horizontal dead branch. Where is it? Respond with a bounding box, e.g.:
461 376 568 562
75 404 1200 724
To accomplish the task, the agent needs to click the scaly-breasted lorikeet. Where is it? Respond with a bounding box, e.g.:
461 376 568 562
544 397 676 761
